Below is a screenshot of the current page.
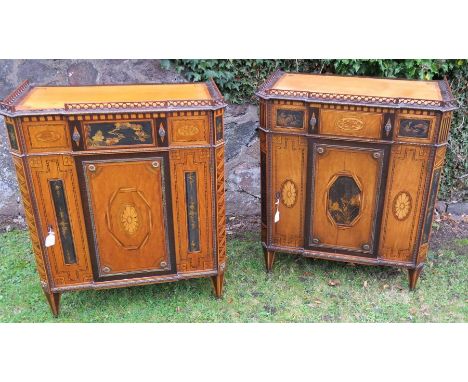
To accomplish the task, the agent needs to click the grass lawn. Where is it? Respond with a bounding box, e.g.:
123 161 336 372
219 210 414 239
0 229 466 322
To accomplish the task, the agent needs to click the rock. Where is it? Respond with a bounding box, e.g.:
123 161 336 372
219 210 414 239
67 62 98 85
446 202 468 216
225 138 261 216
435 200 447 213
17 60 63 85
224 104 259 160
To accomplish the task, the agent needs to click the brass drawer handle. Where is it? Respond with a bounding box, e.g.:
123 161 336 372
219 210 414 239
160 261 167 268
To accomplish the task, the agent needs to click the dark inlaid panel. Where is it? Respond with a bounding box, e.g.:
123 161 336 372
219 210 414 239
86 121 153 148
49 179 77 264
185 171 200 252
327 175 361 226
399 119 430 138
276 109 304 129
6 123 19 151
260 151 267 225
215 115 223 141
422 168 441 244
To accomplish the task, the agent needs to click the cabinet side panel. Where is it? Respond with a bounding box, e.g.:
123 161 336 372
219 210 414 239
215 145 226 270
11 156 50 289
379 145 431 262
170 149 214 272
271 135 308 248
259 130 267 243
416 144 447 265
28 155 93 286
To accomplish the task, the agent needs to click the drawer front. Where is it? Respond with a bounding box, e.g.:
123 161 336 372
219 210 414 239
308 143 385 255
84 120 155 149
168 115 210 146
395 113 437 143
272 104 307 132
23 121 71 152
320 109 383 139
82 156 174 279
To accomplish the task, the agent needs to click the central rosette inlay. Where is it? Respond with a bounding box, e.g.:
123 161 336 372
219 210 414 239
121 205 139 235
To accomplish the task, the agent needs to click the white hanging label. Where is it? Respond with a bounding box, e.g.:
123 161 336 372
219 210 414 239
45 228 56 247
274 198 280 223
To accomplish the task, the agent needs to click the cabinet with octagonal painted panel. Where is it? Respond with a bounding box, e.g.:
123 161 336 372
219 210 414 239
0 80 227 316
257 71 456 289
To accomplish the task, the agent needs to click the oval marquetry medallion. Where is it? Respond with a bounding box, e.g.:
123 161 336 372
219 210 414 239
35 130 61 142
281 179 297 208
177 124 200 137
120 205 139 235
393 191 412 221
335 117 364 132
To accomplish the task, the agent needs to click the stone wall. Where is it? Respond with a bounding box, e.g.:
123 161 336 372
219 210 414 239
0 59 260 227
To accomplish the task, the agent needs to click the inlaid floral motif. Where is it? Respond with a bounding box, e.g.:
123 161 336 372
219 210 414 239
393 191 412 221
281 179 297 208
121 205 139 235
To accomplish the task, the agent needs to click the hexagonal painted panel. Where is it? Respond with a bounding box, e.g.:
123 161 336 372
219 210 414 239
327 175 361 226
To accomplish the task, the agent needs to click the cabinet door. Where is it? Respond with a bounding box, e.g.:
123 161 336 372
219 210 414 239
308 143 385 256
83 156 174 279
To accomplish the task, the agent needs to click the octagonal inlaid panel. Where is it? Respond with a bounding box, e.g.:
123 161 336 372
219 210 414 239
327 175 362 226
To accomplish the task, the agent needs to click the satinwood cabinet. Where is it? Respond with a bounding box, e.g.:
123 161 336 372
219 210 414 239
0 80 227 316
256 71 456 289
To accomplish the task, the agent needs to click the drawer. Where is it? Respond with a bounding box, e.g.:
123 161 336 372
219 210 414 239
23 121 71 152
395 113 437 143
272 104 307 132
319 109 384 140
168 115 210 146
83 119 155 149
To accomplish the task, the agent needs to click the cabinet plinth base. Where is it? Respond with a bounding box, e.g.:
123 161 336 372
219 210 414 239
211 272 225 298
44 291 61 317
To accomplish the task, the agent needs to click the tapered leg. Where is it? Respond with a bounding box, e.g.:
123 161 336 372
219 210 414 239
211 271 225 299
263 249 275 273
44 291 61 317
408 267 423 291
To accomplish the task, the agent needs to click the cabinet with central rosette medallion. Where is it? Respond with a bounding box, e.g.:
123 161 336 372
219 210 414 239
0 80 227 316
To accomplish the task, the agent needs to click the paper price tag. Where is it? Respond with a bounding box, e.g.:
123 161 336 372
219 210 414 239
45 228 56 247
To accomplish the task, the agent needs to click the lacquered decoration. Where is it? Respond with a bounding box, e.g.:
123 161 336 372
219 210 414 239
422 168 441 243
215 115 223 141
185 171 200 252
86 121 153 147
393 191 412 221
399 119 430 138
6 123 19 150
49 179 77 264
276 109 304 128
327 175 361 226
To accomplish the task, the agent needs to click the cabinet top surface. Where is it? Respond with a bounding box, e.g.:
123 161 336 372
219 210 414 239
257 71 456 111
0 80 225 116
274 73 443 100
